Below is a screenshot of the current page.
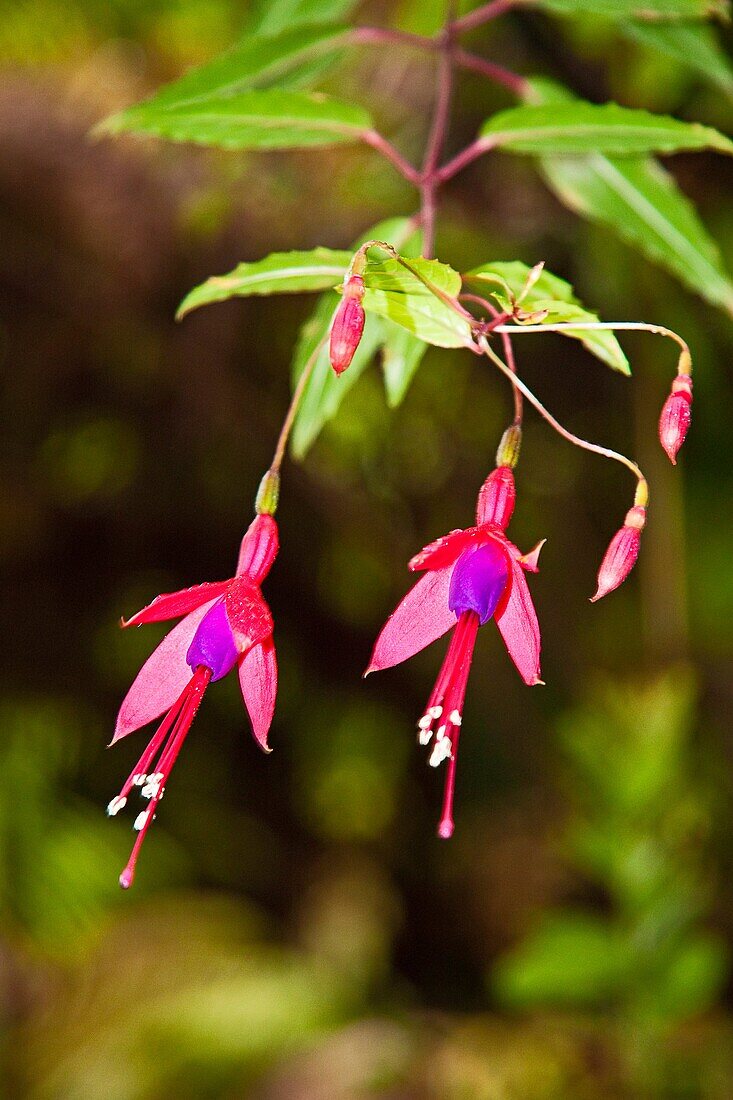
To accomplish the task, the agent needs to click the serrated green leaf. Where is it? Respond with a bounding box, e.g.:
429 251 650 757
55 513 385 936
619 20 733 98
480 100 733 156
361 255 473 348
528 79 733 316
290 217 421 457
99 26 349 137
177 249 353 317
530 0 729 16
251 0 358 34
465 260 630 374
380 321 429 407
98 89 372 150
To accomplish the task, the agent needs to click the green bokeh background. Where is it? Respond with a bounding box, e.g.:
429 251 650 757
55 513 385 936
2 1 733 1095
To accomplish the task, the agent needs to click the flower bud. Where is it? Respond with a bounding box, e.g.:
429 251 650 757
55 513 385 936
658 373 692 465
476 466 516 529
495 424 522 470
255 468 280 516
591 505 646 602
329 275 365 375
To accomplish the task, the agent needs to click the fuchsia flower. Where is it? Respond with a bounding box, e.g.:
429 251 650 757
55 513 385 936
591 504 646 602
367 466 543 839
330 274 365 375
659 373 693 465
109 513 278 888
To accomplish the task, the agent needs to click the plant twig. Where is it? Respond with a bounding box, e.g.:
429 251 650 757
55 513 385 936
452 0 520 34
479 336 646 489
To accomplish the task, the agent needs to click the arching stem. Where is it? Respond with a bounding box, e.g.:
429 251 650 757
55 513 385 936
478 336 647 493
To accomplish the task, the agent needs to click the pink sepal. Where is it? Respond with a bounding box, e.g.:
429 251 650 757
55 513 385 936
111 599 218 744
518 539 546 573
495 559 542 685
238 636 277 752
122 580 232 627
366 567 458 674
237 514 279 583
224 578 273 651
409 528 474 572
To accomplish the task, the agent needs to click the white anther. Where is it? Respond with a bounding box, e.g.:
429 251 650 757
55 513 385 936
418 714 432 730
449 710 462 726
132 773 147 786
435 725 446 741
107 795 127 817
429 737 453 767
133 810 150 831
418 726 433 746
141 772 164 799
428 706 443 720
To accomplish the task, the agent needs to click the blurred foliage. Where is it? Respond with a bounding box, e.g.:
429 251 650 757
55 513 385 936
2 0 733 1096
494 671 731 1095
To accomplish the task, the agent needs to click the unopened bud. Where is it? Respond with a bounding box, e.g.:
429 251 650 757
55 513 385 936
495 424 522 469
329 275 365 375
476 466 516 529
591 505 646 602
255 468 280 516
659 373 692 465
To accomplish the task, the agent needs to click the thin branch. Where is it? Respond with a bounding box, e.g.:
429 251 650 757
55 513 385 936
420 7 459 257
270 334 328 474
493 320 692 371
435 136 492 184
452 0 520 34
453 47 529 97
479 336 646 488
362 130 421 186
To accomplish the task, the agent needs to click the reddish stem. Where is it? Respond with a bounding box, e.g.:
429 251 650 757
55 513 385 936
362 130 421 185
453 47 529 97
420 5 460 257
452 0 519 33
435 137 492 184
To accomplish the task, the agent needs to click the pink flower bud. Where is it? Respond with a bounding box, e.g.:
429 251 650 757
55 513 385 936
591 505 646 602
658 373 692 465
476 466 515 529
329 275 365 375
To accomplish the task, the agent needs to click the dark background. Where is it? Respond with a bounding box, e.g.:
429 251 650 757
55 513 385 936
2 1 733 1095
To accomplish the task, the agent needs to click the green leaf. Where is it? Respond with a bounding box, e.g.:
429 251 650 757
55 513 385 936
619 20 733 98
530 79 733 315
251 0 358 34
480 101 733 157
380 321 429 407
99 89 372 150
465 260 630 374
649 933 729 1021
361 255 473 349
493 912 629 1009
177 249 353 318
529 0 729 16
99 26 349 136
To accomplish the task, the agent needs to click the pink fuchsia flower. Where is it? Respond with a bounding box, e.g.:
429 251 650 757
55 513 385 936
330 274 365 375
109 513 278 888
591 504 646 603
366 466 543 839
659 373 693 465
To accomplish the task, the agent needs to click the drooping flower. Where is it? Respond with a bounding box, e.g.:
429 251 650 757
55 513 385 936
366 466 543 839
659 372 693 465
109 512 279 888
591 504 646 602
330 274 365 375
